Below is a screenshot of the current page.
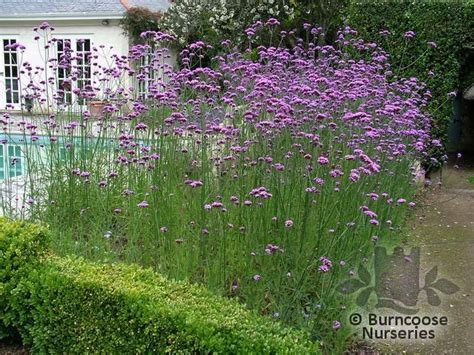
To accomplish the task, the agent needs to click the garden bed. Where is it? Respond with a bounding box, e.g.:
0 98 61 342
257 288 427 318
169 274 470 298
0 20 433 351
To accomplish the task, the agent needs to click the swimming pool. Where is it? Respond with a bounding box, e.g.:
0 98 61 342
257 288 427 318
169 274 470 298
0 133 150 181
0 136 25 180
0 133 83 181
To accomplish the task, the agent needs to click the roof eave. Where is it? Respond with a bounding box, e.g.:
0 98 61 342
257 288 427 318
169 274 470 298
0 14 124 21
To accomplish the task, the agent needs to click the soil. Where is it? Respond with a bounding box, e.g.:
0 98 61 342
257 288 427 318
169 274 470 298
0 343 28 355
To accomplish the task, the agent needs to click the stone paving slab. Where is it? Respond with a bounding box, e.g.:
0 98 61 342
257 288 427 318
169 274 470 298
374 165 474 354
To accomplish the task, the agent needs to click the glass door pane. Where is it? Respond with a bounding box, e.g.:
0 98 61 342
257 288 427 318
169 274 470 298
57 39 72 105
7 145 22 178
0 144 4 180
3 39 20 105
76 39 92 105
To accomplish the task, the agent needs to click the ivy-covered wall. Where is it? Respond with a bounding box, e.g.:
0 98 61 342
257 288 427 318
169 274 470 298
347 0 474 155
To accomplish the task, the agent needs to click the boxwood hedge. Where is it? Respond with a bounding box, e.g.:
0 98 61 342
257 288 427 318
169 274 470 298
0 218 319 353
0 218 50 340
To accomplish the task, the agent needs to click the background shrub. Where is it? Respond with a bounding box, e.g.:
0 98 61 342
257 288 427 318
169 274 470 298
120 7 164 43
347 0 474 164
159 0 349 66
159 0 294 66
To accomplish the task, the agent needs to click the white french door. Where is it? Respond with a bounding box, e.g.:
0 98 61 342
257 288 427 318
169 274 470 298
0 37 21 110
54 36 92 109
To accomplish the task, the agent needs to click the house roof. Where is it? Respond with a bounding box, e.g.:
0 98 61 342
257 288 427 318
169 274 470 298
129 0 170 13
0 0 170 20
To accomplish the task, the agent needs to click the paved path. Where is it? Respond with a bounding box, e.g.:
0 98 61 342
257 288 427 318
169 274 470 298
376 163 474 354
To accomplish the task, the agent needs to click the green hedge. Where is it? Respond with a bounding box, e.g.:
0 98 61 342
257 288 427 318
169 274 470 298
347 0 474 158
0 218 50 339
0 219 318 353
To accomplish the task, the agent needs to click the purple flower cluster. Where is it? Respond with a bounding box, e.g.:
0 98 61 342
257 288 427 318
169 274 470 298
318 256 333 273
250 187 272 199
265 244 283 255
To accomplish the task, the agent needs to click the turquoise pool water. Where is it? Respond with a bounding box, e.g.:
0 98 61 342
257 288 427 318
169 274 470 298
0 134 77 180
0 135 27 180
0 133 143 181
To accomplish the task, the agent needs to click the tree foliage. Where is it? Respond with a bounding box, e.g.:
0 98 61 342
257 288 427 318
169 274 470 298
120 6 163 42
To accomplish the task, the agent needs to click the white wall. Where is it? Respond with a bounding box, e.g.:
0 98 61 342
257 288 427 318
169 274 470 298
0 19 130 112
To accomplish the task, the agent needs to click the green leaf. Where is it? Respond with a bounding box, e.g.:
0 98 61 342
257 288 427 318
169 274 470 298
358 264 371 285
338 279 366 294
431 278 460 295
356 287 373 307
425 287 441 306
424 266 437 286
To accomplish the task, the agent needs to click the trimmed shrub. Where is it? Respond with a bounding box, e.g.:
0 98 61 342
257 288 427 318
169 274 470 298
0 219 318 353
0 218 49 340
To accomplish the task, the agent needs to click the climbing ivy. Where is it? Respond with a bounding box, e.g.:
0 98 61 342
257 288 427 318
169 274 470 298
120 7 163 42
347 0 474 158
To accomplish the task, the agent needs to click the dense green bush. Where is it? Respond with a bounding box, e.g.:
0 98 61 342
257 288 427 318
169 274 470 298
0 218 49 340
161 0 292 45
160 0 349 66
0 219 318 353
120 7 164 42
159 0 294 66
347 0 474 161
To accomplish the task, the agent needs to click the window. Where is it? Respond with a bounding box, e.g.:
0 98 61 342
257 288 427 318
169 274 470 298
76 39 92 105
8 145 22 178
56 38 92 106
137 50 156 99
3 39 20 104
57 39 72 104
0 144 23 179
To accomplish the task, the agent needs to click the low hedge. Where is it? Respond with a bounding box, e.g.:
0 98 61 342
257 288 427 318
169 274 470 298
0 218 319 353
0 218 50 339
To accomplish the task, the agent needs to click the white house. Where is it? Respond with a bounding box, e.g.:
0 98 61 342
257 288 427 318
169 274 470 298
0 0 172 112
